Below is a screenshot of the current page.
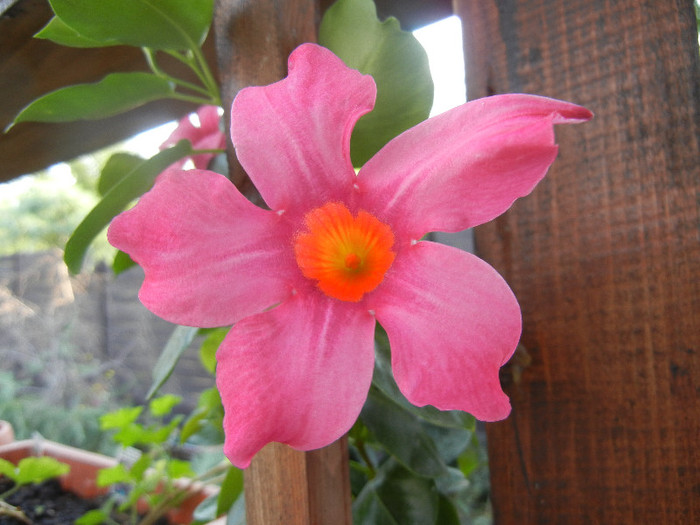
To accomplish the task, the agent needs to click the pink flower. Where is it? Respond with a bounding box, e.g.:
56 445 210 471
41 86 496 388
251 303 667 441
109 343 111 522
160 105 226 170
108 44 591 468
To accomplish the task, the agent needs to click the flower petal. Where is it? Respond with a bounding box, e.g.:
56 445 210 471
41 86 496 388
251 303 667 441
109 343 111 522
107 169 296 327
230 43 376 215
162 106 225 170
367 241 521 421
216 292 376 468
359 94 592 239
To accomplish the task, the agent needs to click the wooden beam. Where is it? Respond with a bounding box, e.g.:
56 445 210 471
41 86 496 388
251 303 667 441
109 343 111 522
0 0 216 183
455 0 700 522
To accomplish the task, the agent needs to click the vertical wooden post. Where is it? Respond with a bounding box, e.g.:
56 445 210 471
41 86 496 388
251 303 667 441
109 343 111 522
212 2 352 524
455 0 700 523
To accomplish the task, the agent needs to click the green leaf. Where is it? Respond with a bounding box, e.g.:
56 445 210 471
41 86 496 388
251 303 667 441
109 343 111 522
64 140 193 274
100 406 143 430
180 387 223 443
361 387 447 478
15 457 70 486
130 453 152 480
35 16 119 48
435 494 461 525
167 459 195 479
199 327 228 374
319 0 433 167
48 0 214 50
99 153 145 196
353 460 439 525
193 493 219 522
112 250 136 275
146 325 199 399
149 393 182 417
216 467 243 516
97 464 132 487
0 458 15 479
9 73 175 128
75 509 111 525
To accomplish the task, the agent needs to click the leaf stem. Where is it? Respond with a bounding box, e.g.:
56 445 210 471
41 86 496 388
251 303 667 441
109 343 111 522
355 440 376 479
143 48 217 102
0 500 31 525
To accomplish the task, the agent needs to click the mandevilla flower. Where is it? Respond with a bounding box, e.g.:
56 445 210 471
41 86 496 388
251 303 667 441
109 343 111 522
160 104 225 170
108 43 591 468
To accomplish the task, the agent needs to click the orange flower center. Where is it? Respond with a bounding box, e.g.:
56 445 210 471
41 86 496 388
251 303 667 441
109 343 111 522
294 202 395 302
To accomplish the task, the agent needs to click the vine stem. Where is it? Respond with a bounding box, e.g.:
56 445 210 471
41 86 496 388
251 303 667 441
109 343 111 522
0 500 31 525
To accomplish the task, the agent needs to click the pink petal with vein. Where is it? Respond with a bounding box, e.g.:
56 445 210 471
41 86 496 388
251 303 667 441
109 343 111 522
107 169 295 327
359 94 593 239
367 241 521 421
216 292 376 468
230 43 376 216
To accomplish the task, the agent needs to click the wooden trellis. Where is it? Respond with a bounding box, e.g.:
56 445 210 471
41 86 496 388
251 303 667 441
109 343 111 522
1 0 698 523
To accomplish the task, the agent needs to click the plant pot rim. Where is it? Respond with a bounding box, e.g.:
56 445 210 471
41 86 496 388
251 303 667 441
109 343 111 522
0 420 222 524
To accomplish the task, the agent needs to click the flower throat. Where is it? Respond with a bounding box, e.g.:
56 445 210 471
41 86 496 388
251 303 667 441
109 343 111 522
293 202 395 302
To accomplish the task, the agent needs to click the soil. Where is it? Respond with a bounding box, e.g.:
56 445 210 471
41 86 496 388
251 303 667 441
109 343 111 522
0 477 169 525
0 477 100 524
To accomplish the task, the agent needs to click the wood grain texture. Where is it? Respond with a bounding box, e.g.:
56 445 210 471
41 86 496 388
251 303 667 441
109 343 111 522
0 0 215 182
454 0 700 523
212 0 320 200
244 438 352 525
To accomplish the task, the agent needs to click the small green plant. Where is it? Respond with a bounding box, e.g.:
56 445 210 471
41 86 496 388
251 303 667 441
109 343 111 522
0 456 71 524
77 392 240 525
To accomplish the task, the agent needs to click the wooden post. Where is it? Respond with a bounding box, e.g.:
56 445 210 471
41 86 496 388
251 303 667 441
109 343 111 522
212 1 352 523
455 0 700 523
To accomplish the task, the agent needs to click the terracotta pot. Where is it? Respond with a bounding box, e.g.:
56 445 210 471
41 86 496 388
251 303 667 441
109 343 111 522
0 420 14 446
0 421 221 524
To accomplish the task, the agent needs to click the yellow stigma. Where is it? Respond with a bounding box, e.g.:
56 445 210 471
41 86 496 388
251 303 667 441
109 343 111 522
294 202 395 302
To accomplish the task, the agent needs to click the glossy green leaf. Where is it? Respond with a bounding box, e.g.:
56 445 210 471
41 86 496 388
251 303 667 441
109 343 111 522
146 325 199 399
353 490 399 525
435 494 461 525
319 0 433 167
48 0 214 50
9 73 175 129
99 153 145 196
64 140 192 274
353 460 439 525
112 250 137 275
422 424 472 465
216 467 243 516
35 16 119 48
361 386 447 478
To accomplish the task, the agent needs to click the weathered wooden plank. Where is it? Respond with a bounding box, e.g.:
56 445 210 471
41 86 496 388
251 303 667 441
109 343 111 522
0 0 212 182
455 0 700 523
